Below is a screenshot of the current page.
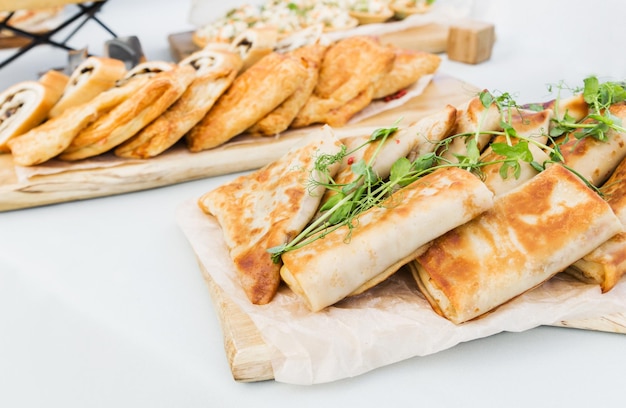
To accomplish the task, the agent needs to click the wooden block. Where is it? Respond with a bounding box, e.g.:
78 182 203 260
447 20 495 64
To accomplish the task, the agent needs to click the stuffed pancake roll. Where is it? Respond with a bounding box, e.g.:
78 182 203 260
410 164 623 324
280 167 494 312
567 155 626 292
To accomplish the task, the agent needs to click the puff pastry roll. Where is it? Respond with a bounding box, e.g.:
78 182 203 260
230 27 278 73
48 57 127 118
187 52 308 152
567 156 626 292
38 70 70 98
199 126 344 305
115 50 242 159
247 43 327 136
280 167 494 312
372 48 441 99
291 36 395 128
59 65 195 161
410 164 623 324
0 79 63 152
115 61 176 87
8 77 149 166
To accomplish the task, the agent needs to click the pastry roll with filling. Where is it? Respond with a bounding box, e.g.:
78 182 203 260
48 56 127 118
280 167 494 312
0 79 64 152
59 65 195 161
229 27 278 73
247 43 327 136
439 94 502 163
553 102 626 187
8 76 149 166
566 156 626 292
114 49 242 159
114 61 176 87
186 52 308 152
480 108 552 196
409 164 623 324
291 36 395 128
38 70 70 98
198 125 344 305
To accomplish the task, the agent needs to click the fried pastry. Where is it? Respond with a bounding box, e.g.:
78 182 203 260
247 43 327 136
291 36 395 128
59 65 195 161
230 27 278 72
0 79 64 152
48 56 127 118
186 52 308 152
114 49 242 159
8 77 149 166
199 125 344 304
114 60 176 87
372 48 441 99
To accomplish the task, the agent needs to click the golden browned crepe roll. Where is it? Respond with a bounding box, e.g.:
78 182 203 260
186 52 308 152
48 56 127 118
59 65 195 161
567 156 626 292
114 49 243 159
0 79 64 152
198 125 344 305
280 167 495 312
410 164 623 324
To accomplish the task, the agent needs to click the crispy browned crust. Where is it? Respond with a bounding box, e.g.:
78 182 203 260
59 65 195 161
247 43 327 136
291 36 395 128
114 50 242 159
372 48 441 99
186 52 308 152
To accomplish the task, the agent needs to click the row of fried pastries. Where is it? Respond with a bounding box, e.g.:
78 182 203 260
0 35 440 167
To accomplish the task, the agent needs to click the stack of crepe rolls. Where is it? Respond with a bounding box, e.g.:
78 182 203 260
4 35 440 165
409 164 623 324
0 71 67 152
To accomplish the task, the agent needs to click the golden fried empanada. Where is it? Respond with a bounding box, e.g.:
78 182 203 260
372 48 441 99
114 49 242 159
59 65 195 161
186 52 308 152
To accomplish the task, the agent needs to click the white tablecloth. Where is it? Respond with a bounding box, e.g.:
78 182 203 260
1 1 626 407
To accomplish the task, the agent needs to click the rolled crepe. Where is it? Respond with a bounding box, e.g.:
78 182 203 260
554 102 626 186
567 155 626 292
280 167 495 312
59 65 195 161
410 164 623 324
186 52 308 152
48 57 127 118
0 79 63 152
199 125 344 305
114 49 242 159
480 108 552 196
439 94 502 163
8 77 149 166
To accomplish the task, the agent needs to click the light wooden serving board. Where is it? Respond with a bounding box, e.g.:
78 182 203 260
0 74 473 212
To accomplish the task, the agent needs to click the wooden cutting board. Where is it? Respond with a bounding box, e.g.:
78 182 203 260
0 73 474 212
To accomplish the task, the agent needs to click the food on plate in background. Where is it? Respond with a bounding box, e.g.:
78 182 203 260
48 57 127 118
390 0 436 19
348 0 394 25
0 6 64 37
0 74 65 151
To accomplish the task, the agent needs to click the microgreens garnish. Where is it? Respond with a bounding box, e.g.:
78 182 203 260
268 76 626 262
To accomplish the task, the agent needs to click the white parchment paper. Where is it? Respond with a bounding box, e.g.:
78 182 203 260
176 199 626 385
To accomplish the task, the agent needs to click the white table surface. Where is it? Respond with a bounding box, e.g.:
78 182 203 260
1 0 626 407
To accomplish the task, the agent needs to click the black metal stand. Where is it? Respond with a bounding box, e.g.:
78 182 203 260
0 1 117 69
